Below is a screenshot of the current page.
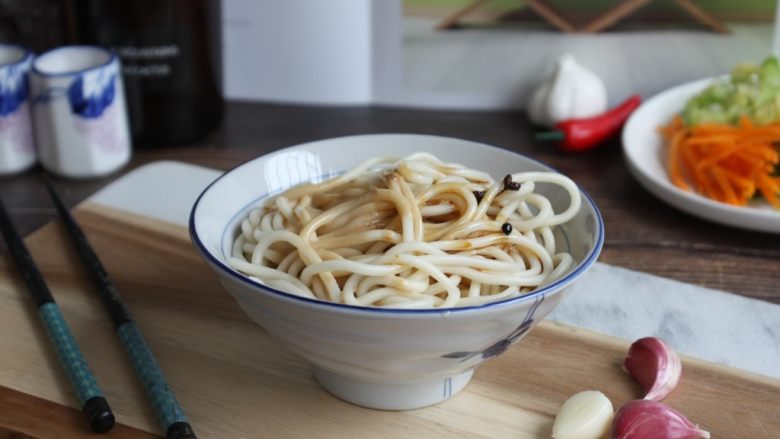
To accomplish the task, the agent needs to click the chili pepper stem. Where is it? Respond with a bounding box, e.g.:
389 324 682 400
535 131 566 142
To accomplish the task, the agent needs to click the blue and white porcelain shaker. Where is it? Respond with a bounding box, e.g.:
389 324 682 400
0 44 36 175
30 46 131 178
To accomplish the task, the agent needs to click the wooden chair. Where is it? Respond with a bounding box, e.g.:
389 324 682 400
435 0 729 34
582 0 728 33
436 0 576 32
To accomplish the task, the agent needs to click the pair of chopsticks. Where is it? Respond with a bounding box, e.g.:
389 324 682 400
0 182 196 438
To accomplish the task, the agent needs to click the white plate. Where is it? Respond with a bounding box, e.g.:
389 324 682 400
623 77 780 233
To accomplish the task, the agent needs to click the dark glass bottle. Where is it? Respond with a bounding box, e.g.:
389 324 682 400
0 0 68 52
74 0 223 147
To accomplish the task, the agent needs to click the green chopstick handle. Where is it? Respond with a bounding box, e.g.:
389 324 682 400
117 322 196 439
39 303 115 433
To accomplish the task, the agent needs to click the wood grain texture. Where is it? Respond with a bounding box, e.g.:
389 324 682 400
0 203 777 438
0 103 777 303
0 386 156 439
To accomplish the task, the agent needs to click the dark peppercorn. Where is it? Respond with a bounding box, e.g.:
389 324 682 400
473 190 485 203
501 222 512 235
503 174 521 191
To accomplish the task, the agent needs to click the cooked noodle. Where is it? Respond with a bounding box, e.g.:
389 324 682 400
228 153 581 308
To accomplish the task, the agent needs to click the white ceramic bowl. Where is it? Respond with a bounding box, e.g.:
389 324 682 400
623 77 780 233
190 134 604 410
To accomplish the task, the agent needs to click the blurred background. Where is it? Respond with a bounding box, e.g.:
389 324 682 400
220 0 777 111
0 0 776 141
399 0 775 108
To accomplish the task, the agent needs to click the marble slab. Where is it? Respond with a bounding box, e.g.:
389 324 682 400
91 161 780 379
556 265 780 379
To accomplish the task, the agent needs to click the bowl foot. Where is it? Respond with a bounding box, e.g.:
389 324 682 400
313 367 474 410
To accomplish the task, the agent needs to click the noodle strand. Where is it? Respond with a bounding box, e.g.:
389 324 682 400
228 153 581 308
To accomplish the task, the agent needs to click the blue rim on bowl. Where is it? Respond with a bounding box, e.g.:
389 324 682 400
189 136 605 315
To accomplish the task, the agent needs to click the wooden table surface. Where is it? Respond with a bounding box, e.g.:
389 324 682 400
1 101 778 306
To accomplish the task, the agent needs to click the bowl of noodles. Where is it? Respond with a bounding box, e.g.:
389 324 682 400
190 134 604 410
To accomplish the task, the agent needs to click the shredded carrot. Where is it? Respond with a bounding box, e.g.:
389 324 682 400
660 115 780 208
667 130 689 190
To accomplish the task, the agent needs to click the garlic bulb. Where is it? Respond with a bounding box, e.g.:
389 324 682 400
527 54 608 127
624 337 682 402
612 400 711 439
552 390 614 439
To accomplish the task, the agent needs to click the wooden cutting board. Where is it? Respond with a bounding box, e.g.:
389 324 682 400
0 203 778 438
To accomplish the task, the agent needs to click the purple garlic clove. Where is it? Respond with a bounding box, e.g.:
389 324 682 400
624 337 682 401
612 400 711 439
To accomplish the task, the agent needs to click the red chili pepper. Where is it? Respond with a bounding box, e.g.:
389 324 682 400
535 95 642 152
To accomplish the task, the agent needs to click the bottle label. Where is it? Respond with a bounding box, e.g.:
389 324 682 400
116 45 179 78
100 25 192 93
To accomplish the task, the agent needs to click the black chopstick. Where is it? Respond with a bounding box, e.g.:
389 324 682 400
0 196 114 433
44 180 197 439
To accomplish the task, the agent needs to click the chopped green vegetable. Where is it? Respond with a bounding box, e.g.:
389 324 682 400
682 56 780 126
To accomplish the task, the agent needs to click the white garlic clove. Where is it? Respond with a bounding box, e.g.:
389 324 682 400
552 390 614 439
526 54 608 127
527 78 553 126
612 400 711 439
624 337 682 402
